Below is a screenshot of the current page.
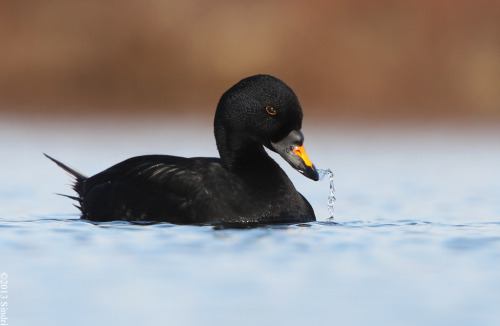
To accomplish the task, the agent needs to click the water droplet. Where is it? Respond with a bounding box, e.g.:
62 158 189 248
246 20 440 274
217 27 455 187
317 168 336 221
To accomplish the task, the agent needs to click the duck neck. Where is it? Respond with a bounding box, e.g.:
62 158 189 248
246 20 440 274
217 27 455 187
215 124 274 174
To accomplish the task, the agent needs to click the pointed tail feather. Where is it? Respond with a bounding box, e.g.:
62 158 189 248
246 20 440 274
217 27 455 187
44 153 87 180
56 193 80 201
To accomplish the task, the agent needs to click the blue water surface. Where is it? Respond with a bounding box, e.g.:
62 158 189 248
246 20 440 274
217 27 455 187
1 118 500 326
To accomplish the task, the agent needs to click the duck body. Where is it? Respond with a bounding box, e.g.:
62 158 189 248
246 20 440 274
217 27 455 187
70 154 314 224
47 75 319 225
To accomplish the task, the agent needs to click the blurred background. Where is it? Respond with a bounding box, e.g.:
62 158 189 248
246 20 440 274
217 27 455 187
1 0 499 122
2 4 500 325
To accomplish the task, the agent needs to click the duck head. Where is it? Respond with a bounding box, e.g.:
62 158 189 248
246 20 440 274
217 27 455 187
214 74 319 181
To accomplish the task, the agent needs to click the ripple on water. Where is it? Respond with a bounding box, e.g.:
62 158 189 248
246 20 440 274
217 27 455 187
1 216 500 325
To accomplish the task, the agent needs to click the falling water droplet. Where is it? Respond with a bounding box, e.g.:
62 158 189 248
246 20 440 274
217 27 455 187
317 168 336 221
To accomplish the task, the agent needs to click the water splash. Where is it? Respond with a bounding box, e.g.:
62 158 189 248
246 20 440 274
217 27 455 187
317 168 336 221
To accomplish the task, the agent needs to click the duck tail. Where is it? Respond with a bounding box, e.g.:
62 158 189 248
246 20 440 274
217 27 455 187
44 153 88 181
44 154 86 209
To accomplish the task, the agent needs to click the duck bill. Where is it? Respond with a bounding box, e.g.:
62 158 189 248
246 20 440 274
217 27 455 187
271 130 319 181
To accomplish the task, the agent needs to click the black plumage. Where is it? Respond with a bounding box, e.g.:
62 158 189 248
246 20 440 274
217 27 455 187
46 75 319 225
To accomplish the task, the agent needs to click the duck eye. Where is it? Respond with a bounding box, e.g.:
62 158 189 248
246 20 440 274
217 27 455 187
266 106 277 115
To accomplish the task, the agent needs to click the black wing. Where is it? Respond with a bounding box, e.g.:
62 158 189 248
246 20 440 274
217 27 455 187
78 155 239 223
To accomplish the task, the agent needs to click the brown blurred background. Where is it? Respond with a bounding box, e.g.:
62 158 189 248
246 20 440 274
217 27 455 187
1 0 499 122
